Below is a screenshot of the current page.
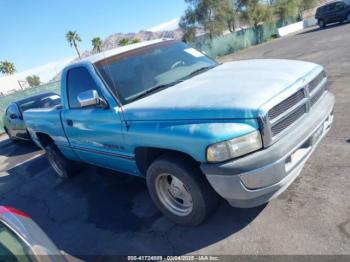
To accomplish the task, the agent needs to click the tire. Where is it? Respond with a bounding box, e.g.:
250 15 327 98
146 154 219 226
45 143 77 179
347 13 350 22
318 19 326 28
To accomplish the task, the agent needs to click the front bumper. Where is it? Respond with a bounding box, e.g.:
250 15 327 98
201 92 335 208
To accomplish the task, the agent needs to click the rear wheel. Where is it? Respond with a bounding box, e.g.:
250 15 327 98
146 155 219 226
318 19 326 28
45 144 77 179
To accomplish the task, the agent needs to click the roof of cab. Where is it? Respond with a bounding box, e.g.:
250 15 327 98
319 0 348 7
77 38 172 65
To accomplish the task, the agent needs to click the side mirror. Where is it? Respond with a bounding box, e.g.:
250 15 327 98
77 90 108 109
10 114 18 120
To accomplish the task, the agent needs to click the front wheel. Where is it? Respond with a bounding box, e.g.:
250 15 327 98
146 155 219 226
318 19 326 28
45 144 77 179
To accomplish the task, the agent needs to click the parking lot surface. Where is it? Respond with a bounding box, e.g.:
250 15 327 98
1 24 350 259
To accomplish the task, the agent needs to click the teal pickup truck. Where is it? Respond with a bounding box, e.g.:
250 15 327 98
24 39 334 226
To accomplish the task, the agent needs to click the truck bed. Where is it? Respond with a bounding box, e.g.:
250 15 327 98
23 106 68 147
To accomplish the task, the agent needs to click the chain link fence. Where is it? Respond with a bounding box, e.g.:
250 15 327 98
193 17 298 59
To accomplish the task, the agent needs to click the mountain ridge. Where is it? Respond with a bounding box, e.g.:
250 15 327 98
80 29 185 58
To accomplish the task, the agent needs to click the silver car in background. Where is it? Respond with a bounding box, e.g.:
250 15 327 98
3 93 61 141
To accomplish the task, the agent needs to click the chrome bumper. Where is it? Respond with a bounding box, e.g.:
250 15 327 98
201 92 335 208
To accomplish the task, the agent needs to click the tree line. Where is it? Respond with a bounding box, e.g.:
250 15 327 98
0 32 141 85
180 0 320 41
0 61 41 87
1 0 320 84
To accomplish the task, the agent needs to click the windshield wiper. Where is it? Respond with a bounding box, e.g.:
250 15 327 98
128 80 183 102
181 65 216 80
127 65 216 103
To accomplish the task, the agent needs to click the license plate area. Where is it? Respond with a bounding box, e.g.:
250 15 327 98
284 112 333 173
285 140 311 173
313 124 324 144
313 113 333 144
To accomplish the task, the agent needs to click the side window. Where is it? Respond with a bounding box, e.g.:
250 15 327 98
7 104 18 118
13 105 20 115
328 3 336 11
67 67 99 109
0 222 32 261
335 2 345 10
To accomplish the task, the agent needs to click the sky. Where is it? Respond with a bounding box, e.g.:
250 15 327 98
0 0 186 81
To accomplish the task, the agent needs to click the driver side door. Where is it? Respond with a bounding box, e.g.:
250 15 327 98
61 65 137 175
334 2 346 21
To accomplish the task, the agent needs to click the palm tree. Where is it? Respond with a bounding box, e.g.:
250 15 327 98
66 31 82 59
91 37 103 53
0 61 16 75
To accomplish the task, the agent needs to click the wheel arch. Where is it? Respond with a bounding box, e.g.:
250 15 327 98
36 132 54 148
135 147 200 176
346 12 350 20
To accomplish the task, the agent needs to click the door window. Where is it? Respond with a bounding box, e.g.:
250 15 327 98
67 67 100 109
6 104 19 119
0 222 33 262
335 2 345 10
327 3 336 11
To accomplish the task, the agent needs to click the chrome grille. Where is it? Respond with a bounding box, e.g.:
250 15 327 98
271 105 307 136
308 71 326 93
260 70 327 146
268 89 305 120
311 84 326 106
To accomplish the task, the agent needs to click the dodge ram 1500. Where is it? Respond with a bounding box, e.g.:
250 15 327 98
24 39 334 226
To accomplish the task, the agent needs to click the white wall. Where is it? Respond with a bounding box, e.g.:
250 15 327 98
278 17 318 37
0 75 22 96
278 21 304 37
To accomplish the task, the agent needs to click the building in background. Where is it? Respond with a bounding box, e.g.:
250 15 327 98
0 75 24 96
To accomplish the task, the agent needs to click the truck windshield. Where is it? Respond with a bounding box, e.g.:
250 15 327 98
95 41 218 104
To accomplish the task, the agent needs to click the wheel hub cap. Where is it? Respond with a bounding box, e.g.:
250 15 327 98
155 173 193 216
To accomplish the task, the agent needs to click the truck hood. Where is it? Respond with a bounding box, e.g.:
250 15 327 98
123 59 320 121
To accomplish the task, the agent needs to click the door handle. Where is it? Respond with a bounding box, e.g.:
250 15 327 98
66 119 73 126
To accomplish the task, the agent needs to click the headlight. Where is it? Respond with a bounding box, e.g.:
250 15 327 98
206 131 262 163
